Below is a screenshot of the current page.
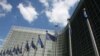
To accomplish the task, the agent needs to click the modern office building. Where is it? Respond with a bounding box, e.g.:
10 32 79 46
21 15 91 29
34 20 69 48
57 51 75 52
1 26 55 56
57 0 100 56
1 0 100 56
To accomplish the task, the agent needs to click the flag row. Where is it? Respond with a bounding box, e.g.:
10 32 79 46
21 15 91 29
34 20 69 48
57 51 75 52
0 31 57 56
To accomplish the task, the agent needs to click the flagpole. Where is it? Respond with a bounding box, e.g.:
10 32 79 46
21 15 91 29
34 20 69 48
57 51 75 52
20 42 23 56
68 19 72 56
33 45 37 56
42 30 47 56
22 48 25 56
83 8 99 56
27 42 30 56
27 51 29 56
54 25 58 56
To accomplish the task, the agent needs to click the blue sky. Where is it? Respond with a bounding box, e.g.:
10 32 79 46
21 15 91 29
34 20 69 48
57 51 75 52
0 0 79 47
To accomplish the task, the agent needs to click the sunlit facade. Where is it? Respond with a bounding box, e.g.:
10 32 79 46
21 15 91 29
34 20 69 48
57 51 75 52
2 26 55 56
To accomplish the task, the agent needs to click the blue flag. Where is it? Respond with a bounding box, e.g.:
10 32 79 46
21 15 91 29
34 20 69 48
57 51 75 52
46 33 57 41
38 35 44 48
0 52 1 55
31 38 37 49
25 41 30 52
12 46 16 54
19 46 22 54
9 49 12 55
16 45 20 54
0 50 3 56
0 52 2 56
6 49 9 55
12 47 18 55
15 48 18 55
3 50 5 56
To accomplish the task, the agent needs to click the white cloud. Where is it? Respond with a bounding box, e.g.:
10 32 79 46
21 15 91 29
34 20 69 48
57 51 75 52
0 0 12 17
0 38 4 42
0 38 4 47
17 3 38 23
39 0 79 27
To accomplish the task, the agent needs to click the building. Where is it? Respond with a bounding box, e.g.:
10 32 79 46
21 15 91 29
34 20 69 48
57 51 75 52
1 26 56 56
57 0 100 56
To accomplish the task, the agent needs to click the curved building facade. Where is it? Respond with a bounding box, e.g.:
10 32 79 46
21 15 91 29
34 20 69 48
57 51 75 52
1 26 55 56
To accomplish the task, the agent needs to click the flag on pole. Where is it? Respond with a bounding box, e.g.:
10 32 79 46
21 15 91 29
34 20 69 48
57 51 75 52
0 50 3 56
3 50 6 56
31 38 37 49
55 25 58 27
17 45 20 53
12 46 16 54
0 52 1 56
19 45 22 54
9 49 12 55
25 41 30 52
0 52 2 56
6 49 9 55
15 48 18 55
38 35 44 48
46 32 57 41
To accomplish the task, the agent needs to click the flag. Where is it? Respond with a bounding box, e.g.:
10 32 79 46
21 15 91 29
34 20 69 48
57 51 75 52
9 49 12 55
12 46 18 55
25 41 30 52
55 25 58 27
0 50 3 56
12 46 16 53
13 47 18 55
46 33 57 41
3 50 6 56
19 46 22 54
38 35 44 48
6 49 9 55
12 46 17 55
0 52 1 55
0 52 2 56
31 38 37 49
15 48 18 55
16 45 20 53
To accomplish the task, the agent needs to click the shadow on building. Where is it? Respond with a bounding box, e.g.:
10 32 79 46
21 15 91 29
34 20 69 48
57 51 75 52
57 0 100 56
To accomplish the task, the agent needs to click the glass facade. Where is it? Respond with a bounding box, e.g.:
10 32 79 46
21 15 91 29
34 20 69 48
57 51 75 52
57 0 100 56
2 26 55 56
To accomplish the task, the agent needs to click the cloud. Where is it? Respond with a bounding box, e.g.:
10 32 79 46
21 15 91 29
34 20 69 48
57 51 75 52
39 0 80 27
0 0 12 17
0 38 4 47
17 2 38 23
0 39 4 42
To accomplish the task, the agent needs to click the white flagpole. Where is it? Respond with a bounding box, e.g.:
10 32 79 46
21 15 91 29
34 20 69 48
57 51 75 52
54 25 58 56
20 42 23 56
68 19 72 56
83 8 99 56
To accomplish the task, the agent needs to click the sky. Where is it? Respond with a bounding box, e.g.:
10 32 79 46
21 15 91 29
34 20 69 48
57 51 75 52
0 0 80 47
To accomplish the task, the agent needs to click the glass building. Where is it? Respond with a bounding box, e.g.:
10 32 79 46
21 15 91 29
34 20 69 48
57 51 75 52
57 0 100 56
2 26 55 56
